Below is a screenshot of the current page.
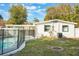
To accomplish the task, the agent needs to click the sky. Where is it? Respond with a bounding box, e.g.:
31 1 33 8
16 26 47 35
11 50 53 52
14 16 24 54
0 3 76 22
0 3 60 22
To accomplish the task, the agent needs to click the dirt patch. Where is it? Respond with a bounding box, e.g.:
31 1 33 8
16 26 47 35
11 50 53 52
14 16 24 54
48 46 64 52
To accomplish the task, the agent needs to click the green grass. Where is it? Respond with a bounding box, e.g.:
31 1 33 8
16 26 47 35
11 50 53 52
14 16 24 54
15 37 79 56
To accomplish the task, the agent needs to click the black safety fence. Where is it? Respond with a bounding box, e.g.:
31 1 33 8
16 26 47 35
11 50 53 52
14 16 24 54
6 25 36 40
0 28 25 55
24 26 36 40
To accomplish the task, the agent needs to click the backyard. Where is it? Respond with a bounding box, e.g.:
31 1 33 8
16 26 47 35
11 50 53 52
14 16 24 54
14 37 79 56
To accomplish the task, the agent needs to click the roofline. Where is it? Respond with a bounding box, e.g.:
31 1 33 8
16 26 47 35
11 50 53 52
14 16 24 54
6 25 35 27
35 19 77 25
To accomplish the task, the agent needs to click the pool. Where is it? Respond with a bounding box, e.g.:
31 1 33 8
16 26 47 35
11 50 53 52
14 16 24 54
3 37 17 48
0 28 25 55
0 37 17 54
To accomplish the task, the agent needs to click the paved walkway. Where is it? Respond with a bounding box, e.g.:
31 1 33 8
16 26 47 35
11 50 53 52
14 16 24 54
25 36 35 41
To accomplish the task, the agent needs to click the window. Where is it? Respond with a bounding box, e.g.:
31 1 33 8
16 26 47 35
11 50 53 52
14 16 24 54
44 25 50 31
62 25 69 32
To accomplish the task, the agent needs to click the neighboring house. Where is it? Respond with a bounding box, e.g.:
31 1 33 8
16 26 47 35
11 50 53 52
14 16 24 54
6 25 35 37
0 15 5 28
0 20 5 28
35 19 78 38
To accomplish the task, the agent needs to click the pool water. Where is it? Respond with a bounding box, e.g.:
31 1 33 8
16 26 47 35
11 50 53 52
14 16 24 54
4 37 17 48
0 28 25 55
0 37 17 54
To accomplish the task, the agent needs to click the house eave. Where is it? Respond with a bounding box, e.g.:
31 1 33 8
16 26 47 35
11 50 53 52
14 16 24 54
35 19 77 25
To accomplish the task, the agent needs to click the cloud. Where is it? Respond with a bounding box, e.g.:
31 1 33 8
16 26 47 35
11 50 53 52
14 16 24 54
0 9 10 20
27 8 46 21
35 9 46 13
38 3 47 5
27 8 46 19
9 3 25 8
9 3 19 8
26 6 37 10
0 4 5 6
28 13 33 16
34 9 46 17
0 9 4 12
38 6 41 8
21 4 25 7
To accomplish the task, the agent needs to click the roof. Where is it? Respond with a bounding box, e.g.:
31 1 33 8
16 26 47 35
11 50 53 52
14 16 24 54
6 25 35 27
35 19 77 25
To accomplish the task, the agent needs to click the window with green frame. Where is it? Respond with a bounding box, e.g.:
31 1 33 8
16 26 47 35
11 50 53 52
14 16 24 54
44 25 50 31
62 25 69 32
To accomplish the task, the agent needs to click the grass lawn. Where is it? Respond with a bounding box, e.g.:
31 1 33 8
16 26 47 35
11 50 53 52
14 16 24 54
15 37 79 56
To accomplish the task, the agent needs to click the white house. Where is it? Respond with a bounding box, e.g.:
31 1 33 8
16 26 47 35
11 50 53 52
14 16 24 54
35 19 78 38
5 19 79 38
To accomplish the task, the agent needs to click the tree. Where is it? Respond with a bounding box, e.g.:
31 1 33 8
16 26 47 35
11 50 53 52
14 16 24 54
0 15 3 20
44 4 73 21
33 18 40 23
44 4 79 27
8 5 27 24
6 18 16 24
74 5 79 14
73 5 79 27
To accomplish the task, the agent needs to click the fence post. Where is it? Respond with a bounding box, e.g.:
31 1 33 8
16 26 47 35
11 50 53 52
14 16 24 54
17 29 19 48
2 29 4 54
29 26 30 40
23 28 25 42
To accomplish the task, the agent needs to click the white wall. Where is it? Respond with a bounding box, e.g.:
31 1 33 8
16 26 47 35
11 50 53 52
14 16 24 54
58 22 75 38
75 28 79 38
35 23 51 38
35 22 60 38
35 21 75 38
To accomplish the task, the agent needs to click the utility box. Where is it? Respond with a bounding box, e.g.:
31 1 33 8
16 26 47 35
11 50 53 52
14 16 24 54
58 33 63 38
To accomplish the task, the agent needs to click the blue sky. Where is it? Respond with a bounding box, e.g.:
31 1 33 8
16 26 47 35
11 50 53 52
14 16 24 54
0 3 59 22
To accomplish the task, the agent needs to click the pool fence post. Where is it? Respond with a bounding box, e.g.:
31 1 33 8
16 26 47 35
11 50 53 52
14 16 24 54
2 29 4 54
17 29 19 48
23 28 25 42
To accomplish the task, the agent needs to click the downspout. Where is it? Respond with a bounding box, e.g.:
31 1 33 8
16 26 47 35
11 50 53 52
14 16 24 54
74 25 76 39
58 22 60 33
